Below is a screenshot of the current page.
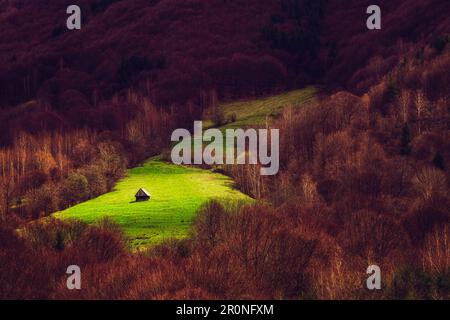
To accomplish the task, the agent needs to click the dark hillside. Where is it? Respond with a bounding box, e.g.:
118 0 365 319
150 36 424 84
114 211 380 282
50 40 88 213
1 0 448 113
323 0 450 92
0 0 449 300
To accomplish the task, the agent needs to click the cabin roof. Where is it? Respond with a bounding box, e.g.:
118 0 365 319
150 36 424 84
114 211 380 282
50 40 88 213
135 188 151 197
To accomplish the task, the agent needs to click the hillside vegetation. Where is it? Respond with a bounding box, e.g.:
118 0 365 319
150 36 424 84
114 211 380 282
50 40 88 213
53 87 315 248
0 0 449 300
212 87 317 129
55 159 250 248
2 0 448 140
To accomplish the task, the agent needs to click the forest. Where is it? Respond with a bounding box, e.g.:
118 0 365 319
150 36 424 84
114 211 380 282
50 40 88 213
0 0 449 300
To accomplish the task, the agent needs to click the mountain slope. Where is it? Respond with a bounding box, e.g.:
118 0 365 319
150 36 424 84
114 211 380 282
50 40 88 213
1 0 448 112
55 159 250 248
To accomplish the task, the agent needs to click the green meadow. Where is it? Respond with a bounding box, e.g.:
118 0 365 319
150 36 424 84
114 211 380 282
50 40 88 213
55 88 315 248
218 86 316 129
186 87 317 151
55 159 250 248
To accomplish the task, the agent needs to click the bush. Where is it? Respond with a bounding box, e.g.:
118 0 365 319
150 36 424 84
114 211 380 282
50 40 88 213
60 172 90 206
78 229 126 263
25 184 59 219
227 112 237 123
22 218 87 251
80 165 108 198
0 224 54 300
192 200 227 247
387 266 437 299
72 218 127 264
98 142 127 184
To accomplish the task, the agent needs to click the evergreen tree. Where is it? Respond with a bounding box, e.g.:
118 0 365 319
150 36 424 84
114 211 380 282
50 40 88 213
400 123 411 155
55 231 65 251
433 152 446 171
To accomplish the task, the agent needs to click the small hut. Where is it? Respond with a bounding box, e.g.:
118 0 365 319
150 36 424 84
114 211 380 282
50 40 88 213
135 188 151 202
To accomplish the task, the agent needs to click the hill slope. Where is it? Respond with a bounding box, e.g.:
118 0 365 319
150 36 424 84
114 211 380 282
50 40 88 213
55 159 250 248
53 87 317 247
1 0 449 143
216 87 317 129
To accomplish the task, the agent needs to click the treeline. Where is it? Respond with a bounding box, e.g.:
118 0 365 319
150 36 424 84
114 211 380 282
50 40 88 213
1 198 448 299
217 34 450 298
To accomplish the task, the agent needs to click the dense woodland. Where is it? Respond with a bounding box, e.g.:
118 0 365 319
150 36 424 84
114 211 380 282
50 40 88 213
1 0 449 299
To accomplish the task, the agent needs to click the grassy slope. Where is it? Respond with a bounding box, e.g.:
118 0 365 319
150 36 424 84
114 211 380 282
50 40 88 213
55 160 249 248
218 87 316 129
55 88 315 248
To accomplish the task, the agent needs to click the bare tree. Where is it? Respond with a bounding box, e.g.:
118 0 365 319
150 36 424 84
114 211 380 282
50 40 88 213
398 90 411 124
415 90 427 133
413 166 448 199
0 176 15 219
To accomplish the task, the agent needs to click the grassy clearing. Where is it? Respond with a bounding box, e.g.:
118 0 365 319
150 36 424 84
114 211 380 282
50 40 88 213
55 159 250 248
216 87 317 129
192 87 317 153
55 87 316 248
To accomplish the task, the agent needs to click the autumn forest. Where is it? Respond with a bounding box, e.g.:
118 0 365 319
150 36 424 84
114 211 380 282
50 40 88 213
0 0 449 300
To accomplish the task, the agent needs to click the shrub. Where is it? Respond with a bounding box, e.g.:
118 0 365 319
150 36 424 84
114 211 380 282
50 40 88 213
22 218 87 251
227 112 237 123
25 184 59 218
387 266 436 299
192 200 226 248
98 142 127 184
72 218 127 264
60 172 90 206
80 165 108 198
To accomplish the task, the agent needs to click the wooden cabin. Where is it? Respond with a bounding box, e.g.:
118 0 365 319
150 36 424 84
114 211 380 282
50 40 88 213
135 188 151 202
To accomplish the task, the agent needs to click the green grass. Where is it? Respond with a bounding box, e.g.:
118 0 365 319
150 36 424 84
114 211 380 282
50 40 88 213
193 87 317 153
216 87 317 129
54 87 316 249
55 159 250 248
